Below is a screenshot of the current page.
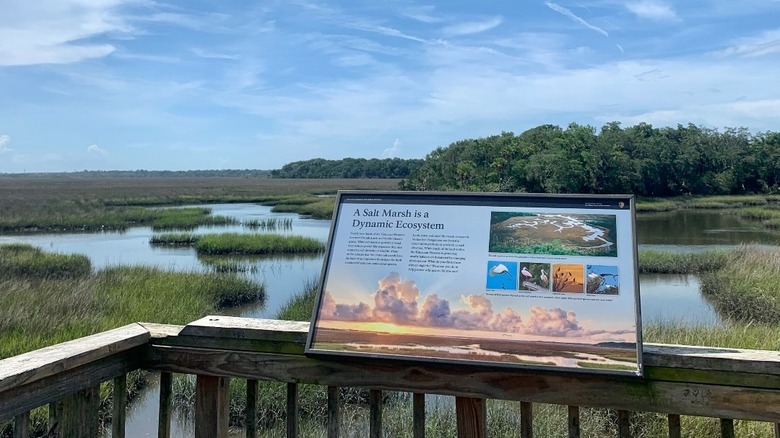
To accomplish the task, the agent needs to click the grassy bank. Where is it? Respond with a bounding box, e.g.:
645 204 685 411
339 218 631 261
150 232 325 255
637 249 730 274
0 244 265 359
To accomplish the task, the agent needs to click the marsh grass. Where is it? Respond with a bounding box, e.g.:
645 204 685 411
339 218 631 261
195 233 325 255
243 217 293 231
149 232 199 246
637 249 730 274
0 244 91 279
699 246 780 324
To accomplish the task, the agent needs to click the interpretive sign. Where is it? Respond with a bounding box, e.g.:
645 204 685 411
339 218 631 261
306 191 643 375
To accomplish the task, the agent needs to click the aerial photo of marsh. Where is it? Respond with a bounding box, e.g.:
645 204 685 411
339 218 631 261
489 212 618 257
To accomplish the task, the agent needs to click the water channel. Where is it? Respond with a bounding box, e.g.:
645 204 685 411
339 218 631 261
2 204 777 436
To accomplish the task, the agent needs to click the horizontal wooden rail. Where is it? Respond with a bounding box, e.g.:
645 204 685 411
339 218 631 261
0 324 150 422
142 316 780 424
2 316 779 438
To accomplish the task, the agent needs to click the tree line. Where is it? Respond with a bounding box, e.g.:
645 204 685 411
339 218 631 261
399 122 780 196
271 157 424 179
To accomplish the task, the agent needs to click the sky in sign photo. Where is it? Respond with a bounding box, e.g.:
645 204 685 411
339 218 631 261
1 0 779 173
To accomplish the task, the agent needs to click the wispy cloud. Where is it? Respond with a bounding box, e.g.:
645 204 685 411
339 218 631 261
0 0 134 66
402 5 444 24
545 2 609 37
626 0 680 22
441 16 503 37
190 48 239 60
712 29 780 58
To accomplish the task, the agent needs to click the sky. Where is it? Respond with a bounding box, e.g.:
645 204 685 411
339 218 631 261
1 0 779 173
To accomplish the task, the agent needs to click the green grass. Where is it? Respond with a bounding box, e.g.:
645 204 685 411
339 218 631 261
637 249 730 274
243 217 293 231
698 246 780 324
0 244 91 279
149 232 199 246
194 233 325 255
0 245 265 359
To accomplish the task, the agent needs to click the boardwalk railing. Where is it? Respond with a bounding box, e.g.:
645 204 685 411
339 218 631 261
1 315 779 437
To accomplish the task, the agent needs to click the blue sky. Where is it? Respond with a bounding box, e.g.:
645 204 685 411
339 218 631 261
1 0 779 173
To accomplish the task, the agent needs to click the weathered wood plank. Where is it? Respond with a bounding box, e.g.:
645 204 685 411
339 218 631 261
370 389 383 438
112 374 127 438
181 316 308 344
195 375 230 438
48 400 63 437
456 397 486 438
246 379 258 438
144 345 780 423
0 347 144 422
617 410 630 438
644 343 780 376
668 414 681 438
13 411 29 438
413 393 425 438
775 422 780 438
0 324 149 393
567 405 579 438
287 382 299 438
327 386 340 438
158 372 173 438
62 385 100 438
720 418 735 438
521 401 533 438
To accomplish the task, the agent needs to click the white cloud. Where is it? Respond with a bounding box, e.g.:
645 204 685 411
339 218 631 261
87 144 108 156
626 1 680 22
0 0 135 66
712 29 780 58
441 16 503 37
382 138 401 158
0 135 12 153
545 2 609 37
402 6 444 24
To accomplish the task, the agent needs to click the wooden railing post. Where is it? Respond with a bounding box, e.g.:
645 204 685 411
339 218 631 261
413 393 425 438
112 374 127 438
287 382 299 438
369 389 383 438
455 397 486 438
61 384 100 438
246 379 258 438
48 400 63 436
13 411 29 438
668 414 681 438
567 406 580 438
158 372 173 438
327 386 340 438
617 410 630 438
520 401 533 438
195 375 230 438
720 418 735 438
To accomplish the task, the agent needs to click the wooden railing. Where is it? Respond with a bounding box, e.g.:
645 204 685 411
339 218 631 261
1 315 779 437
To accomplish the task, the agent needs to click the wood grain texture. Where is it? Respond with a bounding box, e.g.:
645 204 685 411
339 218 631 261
62 385 99 438
455 397 486 438
0 324 149 393
195 376 230 438
13 411 28 438
0 347 144 422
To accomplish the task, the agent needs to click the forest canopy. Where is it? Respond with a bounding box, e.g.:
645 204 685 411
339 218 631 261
399 122 780 197
271 157 424 179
